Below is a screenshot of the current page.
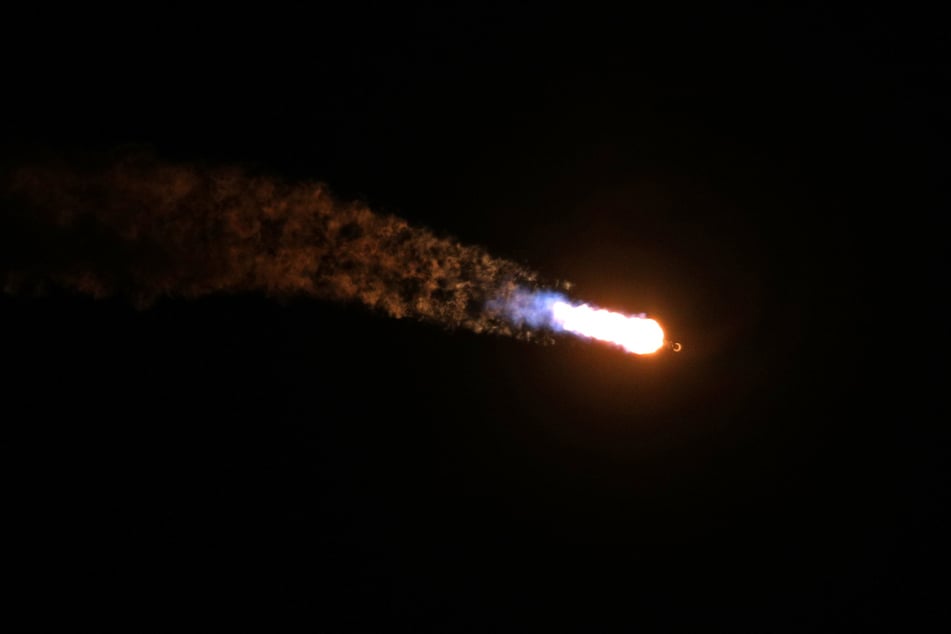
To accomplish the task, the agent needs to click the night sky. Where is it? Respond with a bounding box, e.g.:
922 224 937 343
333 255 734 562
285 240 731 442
3 5 946 630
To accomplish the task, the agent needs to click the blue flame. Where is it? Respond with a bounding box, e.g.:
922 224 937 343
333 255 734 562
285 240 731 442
487 288 570 331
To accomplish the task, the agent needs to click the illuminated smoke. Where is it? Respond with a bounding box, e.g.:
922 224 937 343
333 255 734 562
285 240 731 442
1 153 537 336
1 153 666 353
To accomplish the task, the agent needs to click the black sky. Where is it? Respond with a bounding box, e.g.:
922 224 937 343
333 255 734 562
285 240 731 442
3 5 947 631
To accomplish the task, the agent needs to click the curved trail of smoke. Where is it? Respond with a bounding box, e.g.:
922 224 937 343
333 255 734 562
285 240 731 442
1 154 665 353
2 154 541 337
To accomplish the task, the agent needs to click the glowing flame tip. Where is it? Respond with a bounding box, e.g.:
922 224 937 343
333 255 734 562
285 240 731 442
550 300 665 355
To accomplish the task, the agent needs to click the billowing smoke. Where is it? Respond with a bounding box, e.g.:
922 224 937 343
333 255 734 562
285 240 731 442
1 153 541 337
2 153 669 354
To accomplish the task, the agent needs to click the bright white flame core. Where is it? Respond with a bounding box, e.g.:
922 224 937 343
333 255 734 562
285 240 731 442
551 300 665 354
489 290 666 355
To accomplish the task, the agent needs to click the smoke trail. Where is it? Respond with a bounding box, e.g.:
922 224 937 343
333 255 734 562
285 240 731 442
1 153 668 353
1 153 542 337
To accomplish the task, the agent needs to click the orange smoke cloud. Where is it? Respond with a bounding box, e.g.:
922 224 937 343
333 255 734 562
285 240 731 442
1 152 536 336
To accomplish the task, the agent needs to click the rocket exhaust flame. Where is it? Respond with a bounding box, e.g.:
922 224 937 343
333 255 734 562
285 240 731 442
487 289 667 355
552 301 665 355
1 153 677 355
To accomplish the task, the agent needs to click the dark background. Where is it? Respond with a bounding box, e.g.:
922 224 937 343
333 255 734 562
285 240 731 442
2 4 946 630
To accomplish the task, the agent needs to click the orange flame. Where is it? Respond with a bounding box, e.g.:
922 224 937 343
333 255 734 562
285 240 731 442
551 301 665 354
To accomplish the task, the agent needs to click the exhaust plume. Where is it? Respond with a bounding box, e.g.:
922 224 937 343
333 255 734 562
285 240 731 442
1 153 666 353
489 289 666 354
